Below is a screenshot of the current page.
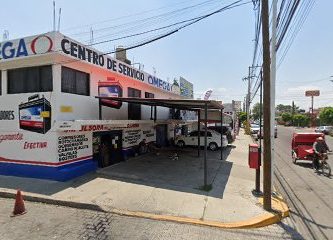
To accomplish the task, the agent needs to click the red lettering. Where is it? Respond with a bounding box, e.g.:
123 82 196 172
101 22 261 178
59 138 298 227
23 141 48 150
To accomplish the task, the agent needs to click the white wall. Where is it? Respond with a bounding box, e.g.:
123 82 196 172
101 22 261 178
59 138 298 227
55 60 182 122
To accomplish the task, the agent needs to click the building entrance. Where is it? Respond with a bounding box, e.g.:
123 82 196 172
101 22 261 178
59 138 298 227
93 130 123 168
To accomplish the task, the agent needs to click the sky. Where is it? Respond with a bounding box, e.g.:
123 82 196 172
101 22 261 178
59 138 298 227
1 0 332 110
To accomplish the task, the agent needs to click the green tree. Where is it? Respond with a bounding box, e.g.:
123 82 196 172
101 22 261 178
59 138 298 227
276 104 299 115
293 114 310 127
251 103 262 121
238 112 247 123
281 112 292 123
319 107 333 125
173 79 179 87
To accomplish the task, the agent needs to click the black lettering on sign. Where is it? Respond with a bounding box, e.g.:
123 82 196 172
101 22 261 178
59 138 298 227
57 134 89 162
0 111 15 120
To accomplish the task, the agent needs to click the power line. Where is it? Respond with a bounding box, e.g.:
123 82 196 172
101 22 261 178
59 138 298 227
68 0 222 39
248 0 315 103
4 0 250 70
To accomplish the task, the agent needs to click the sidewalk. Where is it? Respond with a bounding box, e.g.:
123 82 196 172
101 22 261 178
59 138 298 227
0 129 288 228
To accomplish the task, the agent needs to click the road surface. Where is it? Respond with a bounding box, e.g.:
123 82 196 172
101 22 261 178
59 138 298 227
273 126 333 240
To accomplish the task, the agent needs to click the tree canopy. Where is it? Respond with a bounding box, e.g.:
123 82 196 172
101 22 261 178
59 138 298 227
281 112 293 123
251 103 262 120
238 112 247 123
319 107 333 125
293 114 310 127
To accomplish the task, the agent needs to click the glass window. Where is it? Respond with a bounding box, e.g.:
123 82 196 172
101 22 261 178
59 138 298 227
145 92 154 98
128 87 141 120
0 71 1 95
199 131 212 137
189 131 198 137
7 66 52 94
61 66 90 96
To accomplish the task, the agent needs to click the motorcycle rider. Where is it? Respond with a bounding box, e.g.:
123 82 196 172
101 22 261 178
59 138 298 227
313 137 330 171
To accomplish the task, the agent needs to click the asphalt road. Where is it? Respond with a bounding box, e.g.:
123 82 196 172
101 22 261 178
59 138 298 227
272 126 333 240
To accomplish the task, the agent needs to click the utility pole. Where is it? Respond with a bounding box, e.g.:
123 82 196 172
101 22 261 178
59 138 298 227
243 75 251 122
247 66 251 123
261 0 272 210
270 0 277 195
292 101 295 125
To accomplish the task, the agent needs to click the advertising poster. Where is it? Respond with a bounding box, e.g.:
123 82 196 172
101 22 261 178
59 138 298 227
98 79 123 109
179 77 194 99
18 94 51 134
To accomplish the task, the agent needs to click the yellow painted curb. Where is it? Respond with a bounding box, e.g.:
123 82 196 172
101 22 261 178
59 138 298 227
258 196 290 218
105 195 289 229
109 208 280 229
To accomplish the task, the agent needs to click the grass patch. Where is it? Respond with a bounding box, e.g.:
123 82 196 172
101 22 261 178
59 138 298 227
196 184 213 192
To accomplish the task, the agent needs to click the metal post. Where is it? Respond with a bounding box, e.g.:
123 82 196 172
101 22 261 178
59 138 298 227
198 110 201 157
204 104 208 187
98 99 102 120
261 0 272 210
154 106 157 122
255 72 263 194
311 96 314 126
220 110 223 160
247 67 251 123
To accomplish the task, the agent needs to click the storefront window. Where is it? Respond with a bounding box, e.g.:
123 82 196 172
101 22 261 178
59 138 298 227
145 92 154 119
61 66 90 96
7 66 52 94
128 87 141 120
145 92 154 98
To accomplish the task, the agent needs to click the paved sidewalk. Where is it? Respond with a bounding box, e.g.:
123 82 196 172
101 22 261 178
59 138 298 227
0 199 302 240
0 130 284 226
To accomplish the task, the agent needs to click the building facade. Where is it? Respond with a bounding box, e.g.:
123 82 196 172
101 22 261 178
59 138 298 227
0 32 189 181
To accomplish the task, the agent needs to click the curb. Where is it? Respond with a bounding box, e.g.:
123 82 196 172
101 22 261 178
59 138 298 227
0 189 289 229
0 190 104 213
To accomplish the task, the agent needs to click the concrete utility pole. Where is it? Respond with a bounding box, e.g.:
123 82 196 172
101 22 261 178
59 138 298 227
261 0 272 210
292 101 295 125
243 76 251 122
247 66 251 122
270 0 277 195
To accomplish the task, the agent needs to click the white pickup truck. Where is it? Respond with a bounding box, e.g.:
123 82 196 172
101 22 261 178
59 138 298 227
175 130 228 151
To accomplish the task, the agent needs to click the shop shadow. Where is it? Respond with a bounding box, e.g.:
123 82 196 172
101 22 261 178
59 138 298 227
295 161 313 169
96 146 234 199
0 146 233 199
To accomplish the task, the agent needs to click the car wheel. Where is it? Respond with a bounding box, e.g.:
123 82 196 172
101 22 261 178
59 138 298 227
177 140 185 148
292 151 297 164
209 142 218 151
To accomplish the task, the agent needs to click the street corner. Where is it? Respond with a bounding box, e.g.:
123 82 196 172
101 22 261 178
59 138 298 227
256 193 290 225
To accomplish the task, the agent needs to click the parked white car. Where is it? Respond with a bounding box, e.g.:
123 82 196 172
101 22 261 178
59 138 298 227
315 126 333 135
250 124 260 134
257 125 278 139
175 130 228 151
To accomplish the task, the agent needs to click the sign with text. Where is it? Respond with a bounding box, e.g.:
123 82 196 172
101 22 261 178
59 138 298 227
179 77 193 98
305 90 320 97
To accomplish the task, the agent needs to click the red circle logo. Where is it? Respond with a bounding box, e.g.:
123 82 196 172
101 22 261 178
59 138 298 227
31 35 53 54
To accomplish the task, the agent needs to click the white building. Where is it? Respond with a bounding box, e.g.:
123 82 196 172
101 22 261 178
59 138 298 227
0 32 190 181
